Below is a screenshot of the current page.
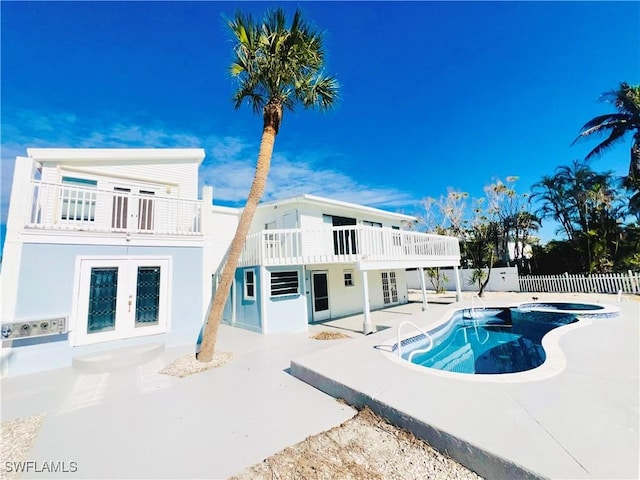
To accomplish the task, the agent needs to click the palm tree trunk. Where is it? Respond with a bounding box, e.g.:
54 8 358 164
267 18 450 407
631 135 640 188
197 124 277 363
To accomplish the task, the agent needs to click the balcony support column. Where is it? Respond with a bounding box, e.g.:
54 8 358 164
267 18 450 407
454 265 462 302
361 270 374 334
231 277 237 326
418 267 428 310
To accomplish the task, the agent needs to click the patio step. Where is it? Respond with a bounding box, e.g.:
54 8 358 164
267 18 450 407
72 342 165 372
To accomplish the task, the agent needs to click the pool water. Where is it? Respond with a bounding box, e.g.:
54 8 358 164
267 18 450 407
408 311 578 374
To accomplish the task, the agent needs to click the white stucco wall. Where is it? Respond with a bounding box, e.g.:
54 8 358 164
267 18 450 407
306 265 409 321
406 267 520 292
3 243 204 377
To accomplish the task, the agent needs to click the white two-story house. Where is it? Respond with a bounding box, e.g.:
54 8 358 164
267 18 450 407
1 148 236 376
217 194 462 335
1 147 461 377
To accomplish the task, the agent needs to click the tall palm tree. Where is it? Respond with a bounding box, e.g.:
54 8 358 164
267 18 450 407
197 9 339 362
573 82 640 195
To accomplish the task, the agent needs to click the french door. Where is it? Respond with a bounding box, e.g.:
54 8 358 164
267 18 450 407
381 271 398 305
73 257 169 345
111 187 156 232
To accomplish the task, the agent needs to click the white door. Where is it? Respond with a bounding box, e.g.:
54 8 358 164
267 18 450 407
110 186 157 232
73 258 169 345
282 210 297 228
311 271 331 322
282 210 299 257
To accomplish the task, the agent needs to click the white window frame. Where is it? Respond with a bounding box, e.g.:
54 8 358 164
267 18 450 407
344 270 355 287
244 269 256 301
60 176 98 222
362 220 382 228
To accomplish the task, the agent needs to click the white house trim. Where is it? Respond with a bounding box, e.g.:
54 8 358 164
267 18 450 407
1 157 36 324
20 230 204 248
258 194 415 223
58 165 181 191
28 148 205 164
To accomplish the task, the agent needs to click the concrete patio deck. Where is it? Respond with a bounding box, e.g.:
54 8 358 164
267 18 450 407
1 326 357 479
2 292 638 479
292 292 640 479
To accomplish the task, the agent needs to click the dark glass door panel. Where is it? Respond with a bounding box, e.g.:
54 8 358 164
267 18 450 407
313 273 329 312
135 267 161 326
87 267 118 333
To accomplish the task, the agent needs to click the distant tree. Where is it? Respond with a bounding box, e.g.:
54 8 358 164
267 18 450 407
198 9 339 362
530 241 583 275
573 82 640 211
466 198 501 297
421 178 537 295
484 176 539 268
419 189 468 236
532 161 628 273
425 267 448 293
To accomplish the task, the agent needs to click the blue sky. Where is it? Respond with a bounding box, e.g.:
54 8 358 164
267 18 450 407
2 1 639 244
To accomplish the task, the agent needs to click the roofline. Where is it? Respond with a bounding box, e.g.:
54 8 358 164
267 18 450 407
26 148 206 165
210 205 241 214
257 194 417 222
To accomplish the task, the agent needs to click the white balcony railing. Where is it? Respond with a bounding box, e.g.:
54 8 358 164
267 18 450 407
238 225 460 267
26 181 202 235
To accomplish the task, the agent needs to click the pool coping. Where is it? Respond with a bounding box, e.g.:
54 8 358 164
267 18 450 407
290 296 639 479
376 301 620 384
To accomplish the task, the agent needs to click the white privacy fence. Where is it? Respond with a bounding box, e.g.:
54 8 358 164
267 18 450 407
519 271 640 294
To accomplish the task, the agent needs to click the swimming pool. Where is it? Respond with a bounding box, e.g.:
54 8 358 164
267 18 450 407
390 302 620 376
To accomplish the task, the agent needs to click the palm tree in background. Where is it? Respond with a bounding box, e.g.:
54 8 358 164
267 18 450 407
532 160 625 272
197 9 339 362
573 82 640 213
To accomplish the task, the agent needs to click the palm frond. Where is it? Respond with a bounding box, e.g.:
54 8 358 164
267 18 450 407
584 125 629 160
574 83 640 174
602 82 640 116
226 7 338 122
298 74 340 110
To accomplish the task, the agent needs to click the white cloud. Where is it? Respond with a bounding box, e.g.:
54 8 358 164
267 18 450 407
1 108 421 224
200 148 418 210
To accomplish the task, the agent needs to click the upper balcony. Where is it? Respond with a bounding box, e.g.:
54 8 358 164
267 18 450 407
24 180 203 236
238 225 461 270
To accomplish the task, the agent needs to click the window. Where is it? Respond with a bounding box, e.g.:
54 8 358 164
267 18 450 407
344 270 354 287
61 176 97 221
363 220 382 228
270 271 299 296
244 269 255 300
324 214 358 255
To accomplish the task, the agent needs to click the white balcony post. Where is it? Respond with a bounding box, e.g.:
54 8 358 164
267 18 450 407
419 267 428 310
454 265 462 302
361 270 374 334
231 277 237 326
